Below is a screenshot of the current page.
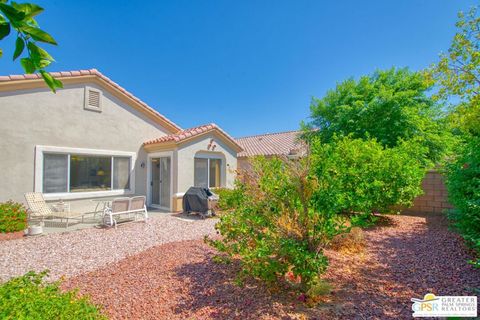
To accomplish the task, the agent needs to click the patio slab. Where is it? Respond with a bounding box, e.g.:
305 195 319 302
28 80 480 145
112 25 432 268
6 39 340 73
0 212 217 282
41 208 170 234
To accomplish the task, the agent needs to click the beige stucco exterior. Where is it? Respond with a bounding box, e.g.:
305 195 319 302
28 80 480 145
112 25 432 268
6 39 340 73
144 132 238 212
0 77 238 213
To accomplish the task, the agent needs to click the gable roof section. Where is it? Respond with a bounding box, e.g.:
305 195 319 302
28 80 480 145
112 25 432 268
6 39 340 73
0 69 182 133
144 123 243 153
235 130 306 157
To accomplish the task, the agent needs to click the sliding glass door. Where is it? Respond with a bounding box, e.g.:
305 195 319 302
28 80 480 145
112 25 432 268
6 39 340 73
150 157 171 209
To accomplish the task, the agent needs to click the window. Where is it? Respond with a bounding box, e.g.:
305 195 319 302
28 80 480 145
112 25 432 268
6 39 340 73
70 155 112 192
194 158 208 188
194 157 222 188
209 159 221 188
42 153 132 194
43 154 68 193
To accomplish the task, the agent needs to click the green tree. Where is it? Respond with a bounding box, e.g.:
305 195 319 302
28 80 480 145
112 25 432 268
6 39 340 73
430 7 480 137
432 7 480 267
0 1 61 91
305 68 451 164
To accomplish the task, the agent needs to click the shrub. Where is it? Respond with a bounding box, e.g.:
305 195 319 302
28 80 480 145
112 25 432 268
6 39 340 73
214 185 246 212
310 136 426 215
207 156 347 295
445 137 480 267
0 271 106 319
0 201 27 233
329 227 365 254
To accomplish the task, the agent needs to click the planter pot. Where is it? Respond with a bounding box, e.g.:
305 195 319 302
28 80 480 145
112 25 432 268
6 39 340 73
0 230 25 241
28 225 43 236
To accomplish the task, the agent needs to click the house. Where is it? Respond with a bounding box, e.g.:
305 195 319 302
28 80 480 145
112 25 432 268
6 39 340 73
0 69 242 212
235 130 306 171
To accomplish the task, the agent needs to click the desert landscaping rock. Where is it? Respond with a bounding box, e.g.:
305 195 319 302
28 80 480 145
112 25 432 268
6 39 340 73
62 213 480 319
0 214 216 281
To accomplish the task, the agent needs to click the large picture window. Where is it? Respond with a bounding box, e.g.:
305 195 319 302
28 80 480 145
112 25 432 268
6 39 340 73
194 157 222 188
42 152 132 194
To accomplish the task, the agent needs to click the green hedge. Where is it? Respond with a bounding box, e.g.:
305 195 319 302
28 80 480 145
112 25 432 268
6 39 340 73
0 201 27 233
446 137 480 267
310 136 426 215
0 271 106 319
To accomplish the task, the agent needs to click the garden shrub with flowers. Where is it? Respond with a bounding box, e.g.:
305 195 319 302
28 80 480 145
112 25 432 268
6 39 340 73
0 201 27 234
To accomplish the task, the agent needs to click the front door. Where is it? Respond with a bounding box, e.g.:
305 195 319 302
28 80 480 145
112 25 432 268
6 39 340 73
150 157 171 209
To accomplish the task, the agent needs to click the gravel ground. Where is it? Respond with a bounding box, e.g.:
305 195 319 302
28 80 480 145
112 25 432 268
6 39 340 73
62 213 480 319
0 214 216 281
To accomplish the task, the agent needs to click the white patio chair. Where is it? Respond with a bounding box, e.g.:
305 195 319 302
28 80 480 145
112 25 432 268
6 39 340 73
24 192 84 228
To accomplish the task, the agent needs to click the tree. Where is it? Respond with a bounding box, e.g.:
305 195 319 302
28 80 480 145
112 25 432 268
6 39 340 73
430 7 480 137
305 68 451 164
0 1 61 92
432 7 480 267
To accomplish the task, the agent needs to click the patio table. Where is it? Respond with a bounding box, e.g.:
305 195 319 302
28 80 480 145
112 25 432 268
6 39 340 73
90 199 113 217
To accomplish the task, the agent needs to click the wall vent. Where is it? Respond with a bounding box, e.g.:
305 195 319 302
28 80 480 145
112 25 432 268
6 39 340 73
84 87 103 112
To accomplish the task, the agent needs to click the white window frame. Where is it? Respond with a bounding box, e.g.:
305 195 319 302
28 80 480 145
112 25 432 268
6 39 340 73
35 145 136 200
194 154 224 188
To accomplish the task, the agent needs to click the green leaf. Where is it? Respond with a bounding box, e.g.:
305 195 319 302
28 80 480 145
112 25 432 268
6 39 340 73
40 70 63 93
21 26 57 45
0 48 3 58
13 37 24 60
20 57 35 73
0 3 25 22
0 21 10 40
27 41 53 60
11 2 43 18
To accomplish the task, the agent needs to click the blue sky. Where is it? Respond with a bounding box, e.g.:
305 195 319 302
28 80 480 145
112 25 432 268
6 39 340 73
1 1 477 137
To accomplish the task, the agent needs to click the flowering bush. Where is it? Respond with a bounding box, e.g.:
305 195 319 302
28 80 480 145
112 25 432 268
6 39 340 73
207 156 347 295
0 201 27 233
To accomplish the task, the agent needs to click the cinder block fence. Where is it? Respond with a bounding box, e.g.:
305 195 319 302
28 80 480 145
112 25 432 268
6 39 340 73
403 170 453 214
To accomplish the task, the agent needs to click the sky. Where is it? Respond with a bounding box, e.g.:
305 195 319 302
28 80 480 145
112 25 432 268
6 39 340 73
1 0 478 137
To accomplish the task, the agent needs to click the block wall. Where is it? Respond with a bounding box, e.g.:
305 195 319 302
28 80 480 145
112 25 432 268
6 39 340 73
403 170 453 214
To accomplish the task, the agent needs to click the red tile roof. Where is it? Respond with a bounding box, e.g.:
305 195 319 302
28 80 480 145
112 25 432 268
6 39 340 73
143 123 243 152
0 69 182 132
235 130 306 157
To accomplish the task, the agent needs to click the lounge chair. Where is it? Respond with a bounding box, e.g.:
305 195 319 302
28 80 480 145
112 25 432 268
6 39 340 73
103 196 148 228
24 192 84 228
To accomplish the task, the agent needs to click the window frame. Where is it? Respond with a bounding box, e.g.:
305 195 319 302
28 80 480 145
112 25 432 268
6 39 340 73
194 155 224 188
35 146 136 200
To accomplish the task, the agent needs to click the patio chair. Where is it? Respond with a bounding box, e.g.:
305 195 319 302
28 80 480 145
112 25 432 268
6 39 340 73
24 192 84 228
103 197 129 228
103 196 148 229
129 196 149 222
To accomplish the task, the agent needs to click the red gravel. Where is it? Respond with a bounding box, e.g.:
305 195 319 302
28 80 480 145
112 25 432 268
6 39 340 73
63 213 480 319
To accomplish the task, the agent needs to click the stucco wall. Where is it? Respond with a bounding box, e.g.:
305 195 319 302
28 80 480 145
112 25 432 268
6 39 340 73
0 83 171 212
176 133 237 194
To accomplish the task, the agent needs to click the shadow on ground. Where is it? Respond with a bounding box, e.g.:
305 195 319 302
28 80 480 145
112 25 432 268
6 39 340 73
322 213 480 319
